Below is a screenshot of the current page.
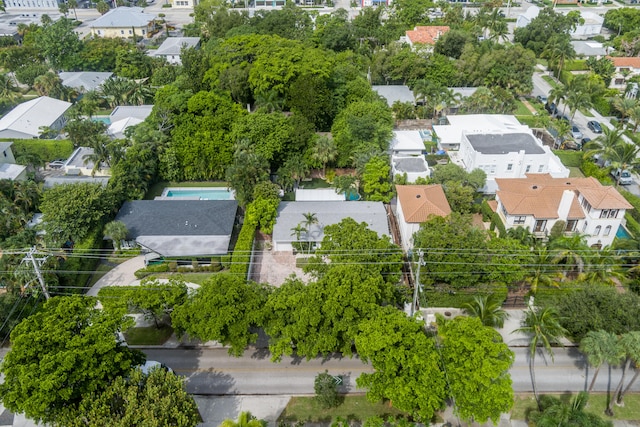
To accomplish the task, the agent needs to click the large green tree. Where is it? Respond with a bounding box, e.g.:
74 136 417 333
64 368 201 427
172 274 269 356
438 316 514 424
355 306 447 422
0 296 143 424
34 18 83 70
39 182 116 243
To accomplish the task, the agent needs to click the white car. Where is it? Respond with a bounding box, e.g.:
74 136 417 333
139 360 173 375
611 168 633 185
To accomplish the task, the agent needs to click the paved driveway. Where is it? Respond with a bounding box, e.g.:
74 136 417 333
86 255 145 296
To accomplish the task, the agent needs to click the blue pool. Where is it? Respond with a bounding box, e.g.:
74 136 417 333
92 116 111 125
162 187 234 200
616 225 632 240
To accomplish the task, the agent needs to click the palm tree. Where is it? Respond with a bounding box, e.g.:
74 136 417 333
580 247 625 285
310 136 337 178
549 234 590 279
525 247 559 296
461 294 509 328
33 72 64 98
68 0 78 20
0 73 21 105
565 88 592 121
612 331 640 407
83 135 114 176
290 223 306 244
302 212 318 254
612 97 638 127
220 411 265 427
514 307 568 409
104 220 128 251
548 85 567 114
607 142 640 187
582 126 625 164
580 330 621 392
627 105 640 133
506 226 536 248
551 118 573 150
542 34 576 80
255 90 283 113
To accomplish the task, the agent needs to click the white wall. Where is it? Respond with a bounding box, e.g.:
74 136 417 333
396 200 420 251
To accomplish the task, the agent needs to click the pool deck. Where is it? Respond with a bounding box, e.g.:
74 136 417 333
160 187 235 200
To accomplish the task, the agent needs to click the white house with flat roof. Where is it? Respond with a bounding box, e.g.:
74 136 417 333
149 37 200 65
63 147 110 177
0 96 71 139
0 142 26 181
433 114 570 193
390 131 431 182
272 201 389 252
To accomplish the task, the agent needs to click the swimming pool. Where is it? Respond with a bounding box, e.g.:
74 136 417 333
161 187 235 200
92 116 111 125
616 225 632 240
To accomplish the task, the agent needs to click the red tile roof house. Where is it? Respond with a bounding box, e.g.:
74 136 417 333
493 174 632 248
607 56 640 90
395 184 452 251
404 26 450 51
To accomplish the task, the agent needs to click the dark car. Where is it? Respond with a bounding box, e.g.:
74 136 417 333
587 120 602 133
545 102 557 115
562 140 581 151
536 95 548 104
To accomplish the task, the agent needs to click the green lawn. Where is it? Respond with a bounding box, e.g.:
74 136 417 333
542 75 561 89
553 150 583 168
568 166 585 178
124 325 174 345
278 395 407 424
145 181 229 200
298 178 331 189
150 272 218 285
581 109 594 118
511 393 640 422
515 101 534 116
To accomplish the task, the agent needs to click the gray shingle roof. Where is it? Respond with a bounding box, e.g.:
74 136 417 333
116 200 238 237
59 72 113 91
151 37 200 56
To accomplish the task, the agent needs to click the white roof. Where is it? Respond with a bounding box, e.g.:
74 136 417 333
372 85 415 107
0 163 26 180
391 131 425 152
108 117 143 139
272 201 389 245
575 11 604 24
150 37 200 57
90 7 156 29
110 105 153 122
0 96 72 138
295 188 345 201
433 114 528 146
59 72 113 91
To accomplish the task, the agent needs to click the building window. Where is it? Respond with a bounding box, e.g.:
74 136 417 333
594 225 601 235
526 165 531 173
600 209 609 218
604 225 612 236
534 220 547 233
583 221 588 232
501 203 508 217
3 150 6 157
566 220 577 232
514 216 526 225
490 165 496 174
142 29 146 34
609 209 619 219
121 30 125 34
581 198 592 213
129 30 133 34
538 165 544 172
507 163 513 171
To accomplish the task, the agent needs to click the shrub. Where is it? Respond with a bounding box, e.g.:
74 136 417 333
168 261 178 272
230 221 256 277
592 96 611 116
9 139 74 166
134 263 170 279
490 212 506 237
625 213 640 238
480 199 493 222
580 159 613 184
57 226 104 291
423 283 508 308
621 190 640 225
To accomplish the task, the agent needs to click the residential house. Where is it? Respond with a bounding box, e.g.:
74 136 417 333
390 131 431 183
607 57 640 90
109 105 153 123
572 40 610 58
115 200 238 257
0 142 27 181
433 114 570 193
494 174 632 248
108 117 143 139
89 7 157 39
59 72 113 93
170 0 198 7
403 26 450 51
272 201 389 251
63 147 110 177
0 96 72 139
372 85 416 107
148 37 200 65
395 184 451 251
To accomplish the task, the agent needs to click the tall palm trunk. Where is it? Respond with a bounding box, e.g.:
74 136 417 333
621 369 639 398
530 353 540 409
615 358 632 404
607 358 629 414
589 366 601 392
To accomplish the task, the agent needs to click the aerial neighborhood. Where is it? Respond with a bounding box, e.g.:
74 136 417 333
1 0 640 425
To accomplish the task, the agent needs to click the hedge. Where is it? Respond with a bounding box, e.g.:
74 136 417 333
620 190 640 224
8 139 74 165
490 212 506 237
57 226 104 291
624 213 640 239
422 282 508 308
134 263 170 279
580 159 613 184
230 221 256 277
480 199 493 222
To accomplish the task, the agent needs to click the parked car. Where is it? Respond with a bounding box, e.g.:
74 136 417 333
138 360 173 375
536 95 548 104
581 137 591 146
562 140 581 151
545 102 557 115
611 168 634 185
587 120 602 133
571 125 583 140
48 160 65 169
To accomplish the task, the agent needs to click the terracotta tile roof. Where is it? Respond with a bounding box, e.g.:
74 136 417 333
487 200 498 212
396 184 452 223
495 174 632 219
606 56 640 69
406 26 450 45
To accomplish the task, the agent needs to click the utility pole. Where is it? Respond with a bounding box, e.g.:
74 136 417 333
410 249 424 317
24 247 50 300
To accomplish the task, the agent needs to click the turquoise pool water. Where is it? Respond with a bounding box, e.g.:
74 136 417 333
92 116 111 125
163 188 234 200
616 225 631 240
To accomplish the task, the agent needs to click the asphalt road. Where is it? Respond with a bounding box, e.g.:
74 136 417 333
143 347 640 395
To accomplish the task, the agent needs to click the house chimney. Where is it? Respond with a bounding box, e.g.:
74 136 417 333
557 189 575 221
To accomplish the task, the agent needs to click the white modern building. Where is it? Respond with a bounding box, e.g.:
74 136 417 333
390 131 431 182
433 114 570 193
0 96 72 139
395 184 451 251
0 142 27 181
148 37 200 65
494 174 632 248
